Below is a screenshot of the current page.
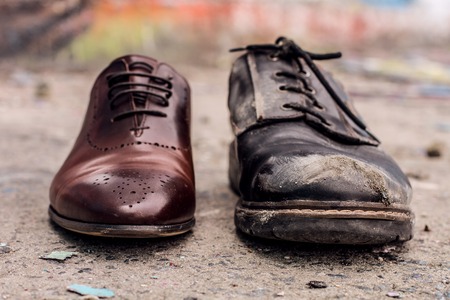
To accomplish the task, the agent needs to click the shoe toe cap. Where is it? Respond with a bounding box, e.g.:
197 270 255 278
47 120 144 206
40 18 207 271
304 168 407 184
51 168 195 225
252 153 411 204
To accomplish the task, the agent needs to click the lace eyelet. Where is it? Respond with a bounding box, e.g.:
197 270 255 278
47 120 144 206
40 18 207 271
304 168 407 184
268 54 279 61
280 104 293 111
278 85 287 92
315 104 325 111
306 87 316 95
300 70 310 77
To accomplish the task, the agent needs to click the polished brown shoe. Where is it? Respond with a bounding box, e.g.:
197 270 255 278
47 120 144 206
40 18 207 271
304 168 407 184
228 37 414 244
49 55 195 237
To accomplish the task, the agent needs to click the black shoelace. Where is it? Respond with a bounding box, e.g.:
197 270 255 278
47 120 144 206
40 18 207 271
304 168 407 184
231 36 368 131
107 62 172 129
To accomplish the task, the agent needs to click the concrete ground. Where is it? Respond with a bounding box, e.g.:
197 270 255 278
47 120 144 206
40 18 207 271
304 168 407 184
0 60 449 299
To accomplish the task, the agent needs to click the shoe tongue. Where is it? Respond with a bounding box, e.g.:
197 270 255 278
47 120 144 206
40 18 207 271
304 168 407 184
129 62 153 110
108 57 161 136
128 61 154 135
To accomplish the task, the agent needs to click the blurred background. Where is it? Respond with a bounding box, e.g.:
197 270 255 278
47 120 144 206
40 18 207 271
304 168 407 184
0 0 449 107
1 0 450 68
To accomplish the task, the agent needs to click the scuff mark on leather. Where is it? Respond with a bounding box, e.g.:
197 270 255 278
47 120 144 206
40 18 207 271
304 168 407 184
255 154 391 205
349 159 391 206
236 209 275 225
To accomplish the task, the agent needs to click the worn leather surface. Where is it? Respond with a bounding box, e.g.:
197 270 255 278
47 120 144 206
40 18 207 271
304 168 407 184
229 52 378 145
50 55 195 225
228 50 412 206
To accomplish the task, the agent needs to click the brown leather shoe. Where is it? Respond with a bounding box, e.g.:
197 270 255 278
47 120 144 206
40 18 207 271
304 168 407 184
49 55 195 237
228 37 414 244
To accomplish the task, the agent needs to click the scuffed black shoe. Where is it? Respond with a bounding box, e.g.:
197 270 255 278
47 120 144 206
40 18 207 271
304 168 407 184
227 37 414 245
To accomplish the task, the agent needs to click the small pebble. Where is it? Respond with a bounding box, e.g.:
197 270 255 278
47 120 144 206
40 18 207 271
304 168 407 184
424 225 431 232
386 291 401 298
0 243 12 254
426 142 444 158
307 281 327 289
275 291 285 297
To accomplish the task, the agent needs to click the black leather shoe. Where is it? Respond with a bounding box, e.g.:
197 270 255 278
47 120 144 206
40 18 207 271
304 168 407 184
227 37 414 244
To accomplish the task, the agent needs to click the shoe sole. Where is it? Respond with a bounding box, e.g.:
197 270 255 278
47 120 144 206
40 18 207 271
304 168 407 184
48 206 195 238
235 200 414 245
